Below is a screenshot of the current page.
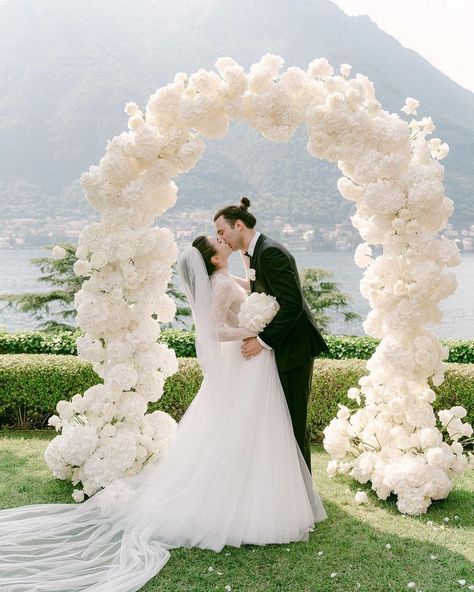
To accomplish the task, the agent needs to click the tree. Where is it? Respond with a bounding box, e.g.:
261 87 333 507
0 244 191 332
300 268 361 334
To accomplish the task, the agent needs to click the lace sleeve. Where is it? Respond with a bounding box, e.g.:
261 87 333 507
213 278 256 342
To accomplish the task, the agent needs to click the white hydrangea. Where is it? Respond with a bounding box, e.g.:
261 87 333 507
45 55 469 512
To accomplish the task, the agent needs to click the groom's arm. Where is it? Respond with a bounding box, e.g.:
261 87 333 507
258 247 304 349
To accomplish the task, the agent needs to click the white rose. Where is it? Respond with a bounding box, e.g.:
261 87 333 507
451 442 463 455
438 409 453 426
156 294 177 323
393 280 407 296
73 260 92 276
388 398 404 415
419 427 441 448
307 58 334 79
72 489 85 503
337 405 351 421
108 363 138 391
327 460 339 477
450 406 467 419
421 116 435 134
401 97 419 115
124 101 139 116
435 143 449 160
340 63 352 77
247 268 256 281
101 423 117 438
71 393 87 414
414 349 433 367
447 417 464 438
128 113 144 130
354 491 369 504
347 387 361 404
426 447 444 467
52 245 67 260
462 422 473 437
354 242 373 268
56 401 74 420
48 415 62 430
391 218 406 233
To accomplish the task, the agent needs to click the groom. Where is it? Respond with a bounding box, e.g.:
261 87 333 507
214 198 329 473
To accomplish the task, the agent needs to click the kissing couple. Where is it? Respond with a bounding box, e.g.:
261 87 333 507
0 197 329 592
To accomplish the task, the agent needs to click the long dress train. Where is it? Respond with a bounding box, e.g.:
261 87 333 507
0 268 327 592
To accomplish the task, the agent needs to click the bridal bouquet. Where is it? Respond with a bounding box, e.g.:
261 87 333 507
238 292 280 333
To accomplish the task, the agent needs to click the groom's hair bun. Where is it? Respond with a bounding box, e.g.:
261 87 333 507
214 197 257 229
240 196 251 210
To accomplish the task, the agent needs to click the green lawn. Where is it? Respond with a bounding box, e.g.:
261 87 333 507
1 430 473 592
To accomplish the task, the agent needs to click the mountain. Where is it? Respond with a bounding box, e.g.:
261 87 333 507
1 0 473 231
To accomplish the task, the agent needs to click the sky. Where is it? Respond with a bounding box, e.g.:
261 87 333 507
332 0 474 93
1 0 472 92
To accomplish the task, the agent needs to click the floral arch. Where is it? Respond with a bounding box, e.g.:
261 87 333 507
45 55 472 514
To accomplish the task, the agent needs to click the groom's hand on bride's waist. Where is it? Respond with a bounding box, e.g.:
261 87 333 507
241 337 263 359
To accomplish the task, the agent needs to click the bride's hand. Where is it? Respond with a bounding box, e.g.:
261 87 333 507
241 336 264 359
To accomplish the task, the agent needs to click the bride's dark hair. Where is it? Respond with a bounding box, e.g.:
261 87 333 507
192 236 217 276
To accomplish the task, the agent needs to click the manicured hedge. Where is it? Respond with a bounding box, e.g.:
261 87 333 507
0 329 197 358
1 329 474 364
157 329 196 358
1 354 473 443
306 358 474 443
0 355 101 428
0 331 80 355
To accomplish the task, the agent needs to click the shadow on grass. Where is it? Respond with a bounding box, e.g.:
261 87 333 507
338 472 474 528
0 429 56 441
0 435 472 591
0 437 73 510
142 499 473 592
0 448 28 470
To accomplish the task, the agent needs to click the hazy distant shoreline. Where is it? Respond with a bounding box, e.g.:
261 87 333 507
1 249 473 340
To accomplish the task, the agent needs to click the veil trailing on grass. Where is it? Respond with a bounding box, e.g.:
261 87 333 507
0 247 228 591
0 245 326 591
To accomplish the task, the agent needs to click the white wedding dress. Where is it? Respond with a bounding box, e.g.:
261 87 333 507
0 259 327 592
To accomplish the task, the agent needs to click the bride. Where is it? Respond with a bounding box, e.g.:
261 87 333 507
0 237 327 592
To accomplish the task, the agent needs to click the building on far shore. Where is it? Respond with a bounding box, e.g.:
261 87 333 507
1 212 473 252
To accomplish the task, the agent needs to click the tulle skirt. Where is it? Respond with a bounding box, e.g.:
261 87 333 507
0 343 327 591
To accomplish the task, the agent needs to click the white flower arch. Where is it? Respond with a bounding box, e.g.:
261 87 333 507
45 55 472 513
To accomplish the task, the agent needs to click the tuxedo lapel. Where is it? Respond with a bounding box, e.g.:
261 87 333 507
250 234 265 265
250 234 265 293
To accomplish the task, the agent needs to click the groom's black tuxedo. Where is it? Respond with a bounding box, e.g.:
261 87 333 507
250 234 329 372
249 233 329 472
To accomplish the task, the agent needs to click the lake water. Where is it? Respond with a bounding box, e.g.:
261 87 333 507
1 248 473 339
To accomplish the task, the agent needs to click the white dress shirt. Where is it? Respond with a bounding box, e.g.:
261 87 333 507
246 231 261 257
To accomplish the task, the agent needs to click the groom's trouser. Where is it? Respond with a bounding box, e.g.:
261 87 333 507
278 359 314 474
